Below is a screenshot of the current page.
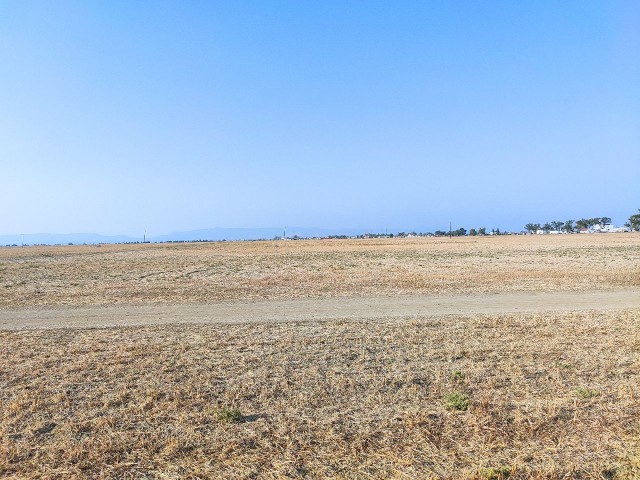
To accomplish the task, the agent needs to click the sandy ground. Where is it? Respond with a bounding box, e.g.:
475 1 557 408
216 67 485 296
1 288 638 330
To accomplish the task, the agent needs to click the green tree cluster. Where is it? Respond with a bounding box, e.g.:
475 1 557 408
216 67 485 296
626 209 640 231
575 217 611 229
526 216 614 234
434 227 467 237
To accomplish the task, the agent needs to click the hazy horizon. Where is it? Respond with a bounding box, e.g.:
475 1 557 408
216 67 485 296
2 1 638 236
1 214 637 246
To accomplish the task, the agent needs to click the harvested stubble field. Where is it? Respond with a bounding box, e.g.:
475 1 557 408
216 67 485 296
1 311 639 479
0 234 639 307
1 234 639 479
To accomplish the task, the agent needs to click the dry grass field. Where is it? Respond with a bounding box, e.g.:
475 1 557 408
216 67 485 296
0 234 639 307
1 311 639 479
1 234 639 479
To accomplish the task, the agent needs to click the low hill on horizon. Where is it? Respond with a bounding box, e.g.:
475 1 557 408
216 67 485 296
0 227 365 246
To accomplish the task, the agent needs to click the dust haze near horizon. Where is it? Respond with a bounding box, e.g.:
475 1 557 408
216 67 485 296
1 1 639 236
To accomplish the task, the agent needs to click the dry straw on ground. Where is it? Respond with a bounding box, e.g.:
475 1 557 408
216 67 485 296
1 310 639 479
1 234 639 479
1 234 639 307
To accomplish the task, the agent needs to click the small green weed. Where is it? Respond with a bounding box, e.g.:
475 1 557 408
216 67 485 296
450 370 465 382
482 466 511 479
444 392 469 411
214 406 243 423
575 387 599 399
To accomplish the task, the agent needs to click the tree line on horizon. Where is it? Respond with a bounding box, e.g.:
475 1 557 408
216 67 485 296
524 217 611 234
525 210 640 234
358 209 640 239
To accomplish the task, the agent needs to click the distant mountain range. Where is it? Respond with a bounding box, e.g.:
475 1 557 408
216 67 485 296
0 233 137 246
0 227 367 246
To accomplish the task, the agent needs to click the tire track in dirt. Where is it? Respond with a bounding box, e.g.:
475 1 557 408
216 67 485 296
1 288 638 330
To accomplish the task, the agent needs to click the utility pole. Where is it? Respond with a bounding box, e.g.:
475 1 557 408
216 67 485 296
284 226 286 240
449 222 452 239
21 234 24 248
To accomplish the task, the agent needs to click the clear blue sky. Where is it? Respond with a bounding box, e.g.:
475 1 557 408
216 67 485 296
1 1 638 235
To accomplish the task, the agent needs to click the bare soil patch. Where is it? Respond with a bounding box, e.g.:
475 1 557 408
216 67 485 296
0 288 638 331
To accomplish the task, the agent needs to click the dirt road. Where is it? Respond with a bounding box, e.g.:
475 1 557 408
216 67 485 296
0 288 638 330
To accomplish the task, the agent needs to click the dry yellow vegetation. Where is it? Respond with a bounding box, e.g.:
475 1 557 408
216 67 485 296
1 234 639 479
0 233 638 307
1 311 639 479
